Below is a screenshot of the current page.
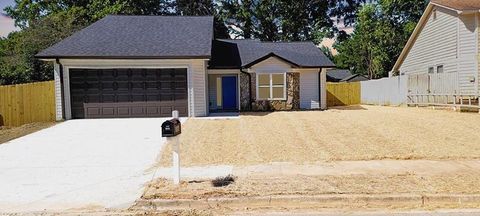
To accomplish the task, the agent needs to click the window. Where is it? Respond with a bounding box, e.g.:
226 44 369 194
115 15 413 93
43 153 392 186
437 65 444 73
428 67 434 74
257 73 286 100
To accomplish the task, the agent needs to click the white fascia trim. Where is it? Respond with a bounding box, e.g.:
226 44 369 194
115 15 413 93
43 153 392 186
430 2 463 14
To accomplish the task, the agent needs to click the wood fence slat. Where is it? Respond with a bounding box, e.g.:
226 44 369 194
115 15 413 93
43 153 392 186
326 82 361 107
0 81 56 127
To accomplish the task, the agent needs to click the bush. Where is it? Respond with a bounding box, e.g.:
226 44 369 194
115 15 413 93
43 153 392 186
211 175 236 187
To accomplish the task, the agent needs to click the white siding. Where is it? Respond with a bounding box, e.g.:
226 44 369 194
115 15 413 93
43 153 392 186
478 14 480 93
53 63 63 121
63 65 72 119
399 6 479 95
208 74 218 110
400 7 458 76
320 68 327 109
299 70 319 109
458 13 478 94
250 57 292 73
191 60 207 117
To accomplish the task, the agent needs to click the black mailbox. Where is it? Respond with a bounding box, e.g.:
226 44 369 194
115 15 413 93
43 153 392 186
162 118 181 137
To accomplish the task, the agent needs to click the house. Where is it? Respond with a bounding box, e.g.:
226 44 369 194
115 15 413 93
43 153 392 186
36 16 335 120
392 0 480 105
326 69 369 82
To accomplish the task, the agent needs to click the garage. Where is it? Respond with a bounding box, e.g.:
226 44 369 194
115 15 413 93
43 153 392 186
69 68 188 119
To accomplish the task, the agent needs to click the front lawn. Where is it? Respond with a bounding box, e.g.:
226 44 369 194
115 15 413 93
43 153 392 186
160 105 480 166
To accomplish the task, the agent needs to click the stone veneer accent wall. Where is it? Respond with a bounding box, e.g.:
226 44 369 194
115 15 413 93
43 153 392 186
240 72 299 111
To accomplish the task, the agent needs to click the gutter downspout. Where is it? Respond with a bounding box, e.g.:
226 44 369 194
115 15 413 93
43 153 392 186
56 59 66 120
318 68 323 109
240 68 252 110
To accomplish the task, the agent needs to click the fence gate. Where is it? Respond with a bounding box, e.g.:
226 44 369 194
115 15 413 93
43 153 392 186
407 73 479 108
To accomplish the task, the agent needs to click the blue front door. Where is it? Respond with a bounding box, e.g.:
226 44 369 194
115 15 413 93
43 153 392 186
222 76 237 110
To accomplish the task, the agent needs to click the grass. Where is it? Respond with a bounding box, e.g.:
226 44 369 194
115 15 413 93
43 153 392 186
0 122 56 145
159 105 480 166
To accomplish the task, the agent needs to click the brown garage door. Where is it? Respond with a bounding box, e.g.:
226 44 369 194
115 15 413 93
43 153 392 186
69 68 188 119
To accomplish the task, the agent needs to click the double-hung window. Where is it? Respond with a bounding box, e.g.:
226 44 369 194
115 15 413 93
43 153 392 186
257 73 286 100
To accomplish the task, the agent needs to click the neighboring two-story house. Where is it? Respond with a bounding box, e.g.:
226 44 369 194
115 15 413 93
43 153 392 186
392 0 480 106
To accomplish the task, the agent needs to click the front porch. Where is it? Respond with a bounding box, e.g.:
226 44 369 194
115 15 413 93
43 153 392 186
207 71 240 113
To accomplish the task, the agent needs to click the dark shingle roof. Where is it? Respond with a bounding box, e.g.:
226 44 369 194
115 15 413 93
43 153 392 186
210 39 335 69
36 15 214 59
327 69 369 82
340 74 369 82
327 69 352 81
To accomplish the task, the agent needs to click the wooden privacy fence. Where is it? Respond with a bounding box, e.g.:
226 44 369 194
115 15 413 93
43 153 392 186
326 82 361 107
0 81 56 127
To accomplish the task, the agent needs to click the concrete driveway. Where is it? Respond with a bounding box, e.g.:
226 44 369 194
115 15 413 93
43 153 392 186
0 118 173 213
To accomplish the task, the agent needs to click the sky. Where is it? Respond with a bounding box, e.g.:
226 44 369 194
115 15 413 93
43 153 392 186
0 0 18 38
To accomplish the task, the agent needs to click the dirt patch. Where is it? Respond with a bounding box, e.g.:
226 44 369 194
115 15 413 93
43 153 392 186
160 105 480 166
0 122 56 144
142 172 480 200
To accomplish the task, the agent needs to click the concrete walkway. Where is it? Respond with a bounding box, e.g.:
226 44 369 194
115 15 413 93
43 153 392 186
0 118 181 213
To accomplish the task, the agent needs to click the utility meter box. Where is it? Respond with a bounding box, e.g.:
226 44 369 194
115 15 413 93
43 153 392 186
162 119 181 137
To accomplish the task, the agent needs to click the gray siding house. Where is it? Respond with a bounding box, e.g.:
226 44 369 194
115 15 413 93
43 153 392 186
36 16 335 120
392 0 480 105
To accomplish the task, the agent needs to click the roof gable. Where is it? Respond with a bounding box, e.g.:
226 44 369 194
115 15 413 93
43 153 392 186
431 0 480 11
244 53 299 68
392 3 435 72
209 39 335 69
393 1 480 73
37 15 214 59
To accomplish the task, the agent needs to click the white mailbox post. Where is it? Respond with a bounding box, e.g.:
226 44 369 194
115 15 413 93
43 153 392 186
161 110 181 185
171 110 180 185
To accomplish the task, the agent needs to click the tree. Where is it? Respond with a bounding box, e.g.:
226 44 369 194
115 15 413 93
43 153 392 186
219 0 334 42
5 0 179 29
218 0 375 42
0 7 87 84
175 0 230 38
1 0 230 85
334 0 427 78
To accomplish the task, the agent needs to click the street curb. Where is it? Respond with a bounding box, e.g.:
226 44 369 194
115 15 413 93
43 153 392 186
133 194 480 210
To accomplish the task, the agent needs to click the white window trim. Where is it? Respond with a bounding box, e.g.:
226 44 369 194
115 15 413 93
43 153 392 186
256 72 287 100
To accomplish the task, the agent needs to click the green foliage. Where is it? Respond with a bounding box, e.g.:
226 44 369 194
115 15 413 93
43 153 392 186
175 0 230 38
219 0 338 42
0 7 87 85
334 0 427 79
0 0 227 85
0 0 426 84
320 46 334 62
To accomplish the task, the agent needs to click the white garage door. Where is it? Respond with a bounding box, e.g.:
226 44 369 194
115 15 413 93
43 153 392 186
300 71 320 109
